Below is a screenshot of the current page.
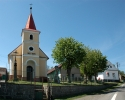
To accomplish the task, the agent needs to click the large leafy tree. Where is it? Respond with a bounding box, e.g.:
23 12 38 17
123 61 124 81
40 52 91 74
52 37 86 83
80 48 107 83
80 46 91 84
90 49 107 82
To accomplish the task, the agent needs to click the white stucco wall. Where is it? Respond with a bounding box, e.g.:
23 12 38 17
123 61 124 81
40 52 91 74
97 61 119 81
97 71 119 80
9 57 13 75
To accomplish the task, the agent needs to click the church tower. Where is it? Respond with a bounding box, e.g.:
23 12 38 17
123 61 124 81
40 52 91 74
8 7 49 81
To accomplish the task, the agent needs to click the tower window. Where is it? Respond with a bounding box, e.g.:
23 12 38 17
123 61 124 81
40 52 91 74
30 35 33 40
29 47 34 51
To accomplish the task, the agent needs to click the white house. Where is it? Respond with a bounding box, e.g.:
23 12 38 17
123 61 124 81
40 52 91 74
97 61 119 82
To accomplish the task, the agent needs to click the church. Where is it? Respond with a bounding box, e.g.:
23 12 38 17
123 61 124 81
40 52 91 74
8 7 49 81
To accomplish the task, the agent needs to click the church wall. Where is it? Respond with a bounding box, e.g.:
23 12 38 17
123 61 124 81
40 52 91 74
39 58 47 77
22 32 39 43
16 57 22 78
23 43 39 55
23 56 39 66
21 64 26 80
16 45 22 55
39 49 47 57
9 56 22 80
9 57 13 75
22 56 40 78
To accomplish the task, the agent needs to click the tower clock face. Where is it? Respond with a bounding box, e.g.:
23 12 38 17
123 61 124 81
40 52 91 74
29 47 34 51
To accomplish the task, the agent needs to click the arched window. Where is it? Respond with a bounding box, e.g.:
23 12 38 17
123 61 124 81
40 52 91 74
30 35 33 40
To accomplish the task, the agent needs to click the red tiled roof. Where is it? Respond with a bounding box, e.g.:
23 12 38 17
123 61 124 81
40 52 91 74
47 65 62 74
25 13 36 30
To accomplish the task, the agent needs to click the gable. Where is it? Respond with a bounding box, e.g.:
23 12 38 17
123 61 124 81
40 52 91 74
107 61 118 71
8 44 22 56
39 48 49 59
8 44 22 63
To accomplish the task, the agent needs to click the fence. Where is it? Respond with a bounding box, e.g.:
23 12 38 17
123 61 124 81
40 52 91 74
2 69 103 85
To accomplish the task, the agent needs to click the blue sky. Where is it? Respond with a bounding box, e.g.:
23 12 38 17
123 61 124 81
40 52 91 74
0 0 125 72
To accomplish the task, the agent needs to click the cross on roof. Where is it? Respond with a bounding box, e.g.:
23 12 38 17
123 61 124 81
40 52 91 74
30 4 32 13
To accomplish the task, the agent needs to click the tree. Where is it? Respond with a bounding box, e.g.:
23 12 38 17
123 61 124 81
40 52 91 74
80 48 107 83
92 50 107 82
52 37 86 83
79 46 90 83
119 70 125 76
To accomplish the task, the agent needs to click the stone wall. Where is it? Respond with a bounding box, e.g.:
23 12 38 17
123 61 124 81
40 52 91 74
0 83 36 100
43 84 115 98
0 83 115 100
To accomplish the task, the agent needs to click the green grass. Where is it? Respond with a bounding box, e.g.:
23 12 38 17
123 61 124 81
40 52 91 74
8 80 47 85
7 80 104 86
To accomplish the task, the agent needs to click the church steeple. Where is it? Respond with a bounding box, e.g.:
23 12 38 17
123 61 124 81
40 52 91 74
25 6 36 30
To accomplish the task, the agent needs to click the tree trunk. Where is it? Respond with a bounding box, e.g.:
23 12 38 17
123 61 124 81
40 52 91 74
84 74 87 84
94 74 98 83
88 75 92 82
67 68 71 83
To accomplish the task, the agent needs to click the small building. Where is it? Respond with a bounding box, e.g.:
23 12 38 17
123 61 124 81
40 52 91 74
0 67 7 82
97 61 119 82
47 65 81 81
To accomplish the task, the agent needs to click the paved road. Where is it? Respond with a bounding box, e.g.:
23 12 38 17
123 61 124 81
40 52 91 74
75 84 125 100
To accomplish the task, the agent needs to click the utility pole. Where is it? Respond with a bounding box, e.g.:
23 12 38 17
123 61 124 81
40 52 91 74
116 62 120 82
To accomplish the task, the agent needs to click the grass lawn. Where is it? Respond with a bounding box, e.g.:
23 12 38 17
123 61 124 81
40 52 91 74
7 80 105 86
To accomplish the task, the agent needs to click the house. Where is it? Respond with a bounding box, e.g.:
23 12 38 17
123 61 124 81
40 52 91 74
0 67 7 82
97 61 119 82
47 65 81 81
8 7 49 82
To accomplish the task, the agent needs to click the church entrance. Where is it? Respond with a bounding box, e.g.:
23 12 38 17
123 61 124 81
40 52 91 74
27 66 33 81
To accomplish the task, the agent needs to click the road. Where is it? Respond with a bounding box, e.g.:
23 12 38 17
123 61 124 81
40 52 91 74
75 83 125 100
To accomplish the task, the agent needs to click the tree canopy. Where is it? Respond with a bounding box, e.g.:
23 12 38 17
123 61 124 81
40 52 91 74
52 37 86 83
80 47 107 83
52 37 108 83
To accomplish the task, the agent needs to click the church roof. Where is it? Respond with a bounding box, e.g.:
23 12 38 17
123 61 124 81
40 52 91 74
25 13 36 30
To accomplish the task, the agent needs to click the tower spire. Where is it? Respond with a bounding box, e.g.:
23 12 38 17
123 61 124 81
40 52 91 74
30 4 32 14
25 4 36 30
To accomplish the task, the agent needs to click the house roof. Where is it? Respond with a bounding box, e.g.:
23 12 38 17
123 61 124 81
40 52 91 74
47 65 62 74
0 67 7 72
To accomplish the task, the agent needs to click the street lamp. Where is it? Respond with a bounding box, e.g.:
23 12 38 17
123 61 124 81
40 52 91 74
13 51 17 81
